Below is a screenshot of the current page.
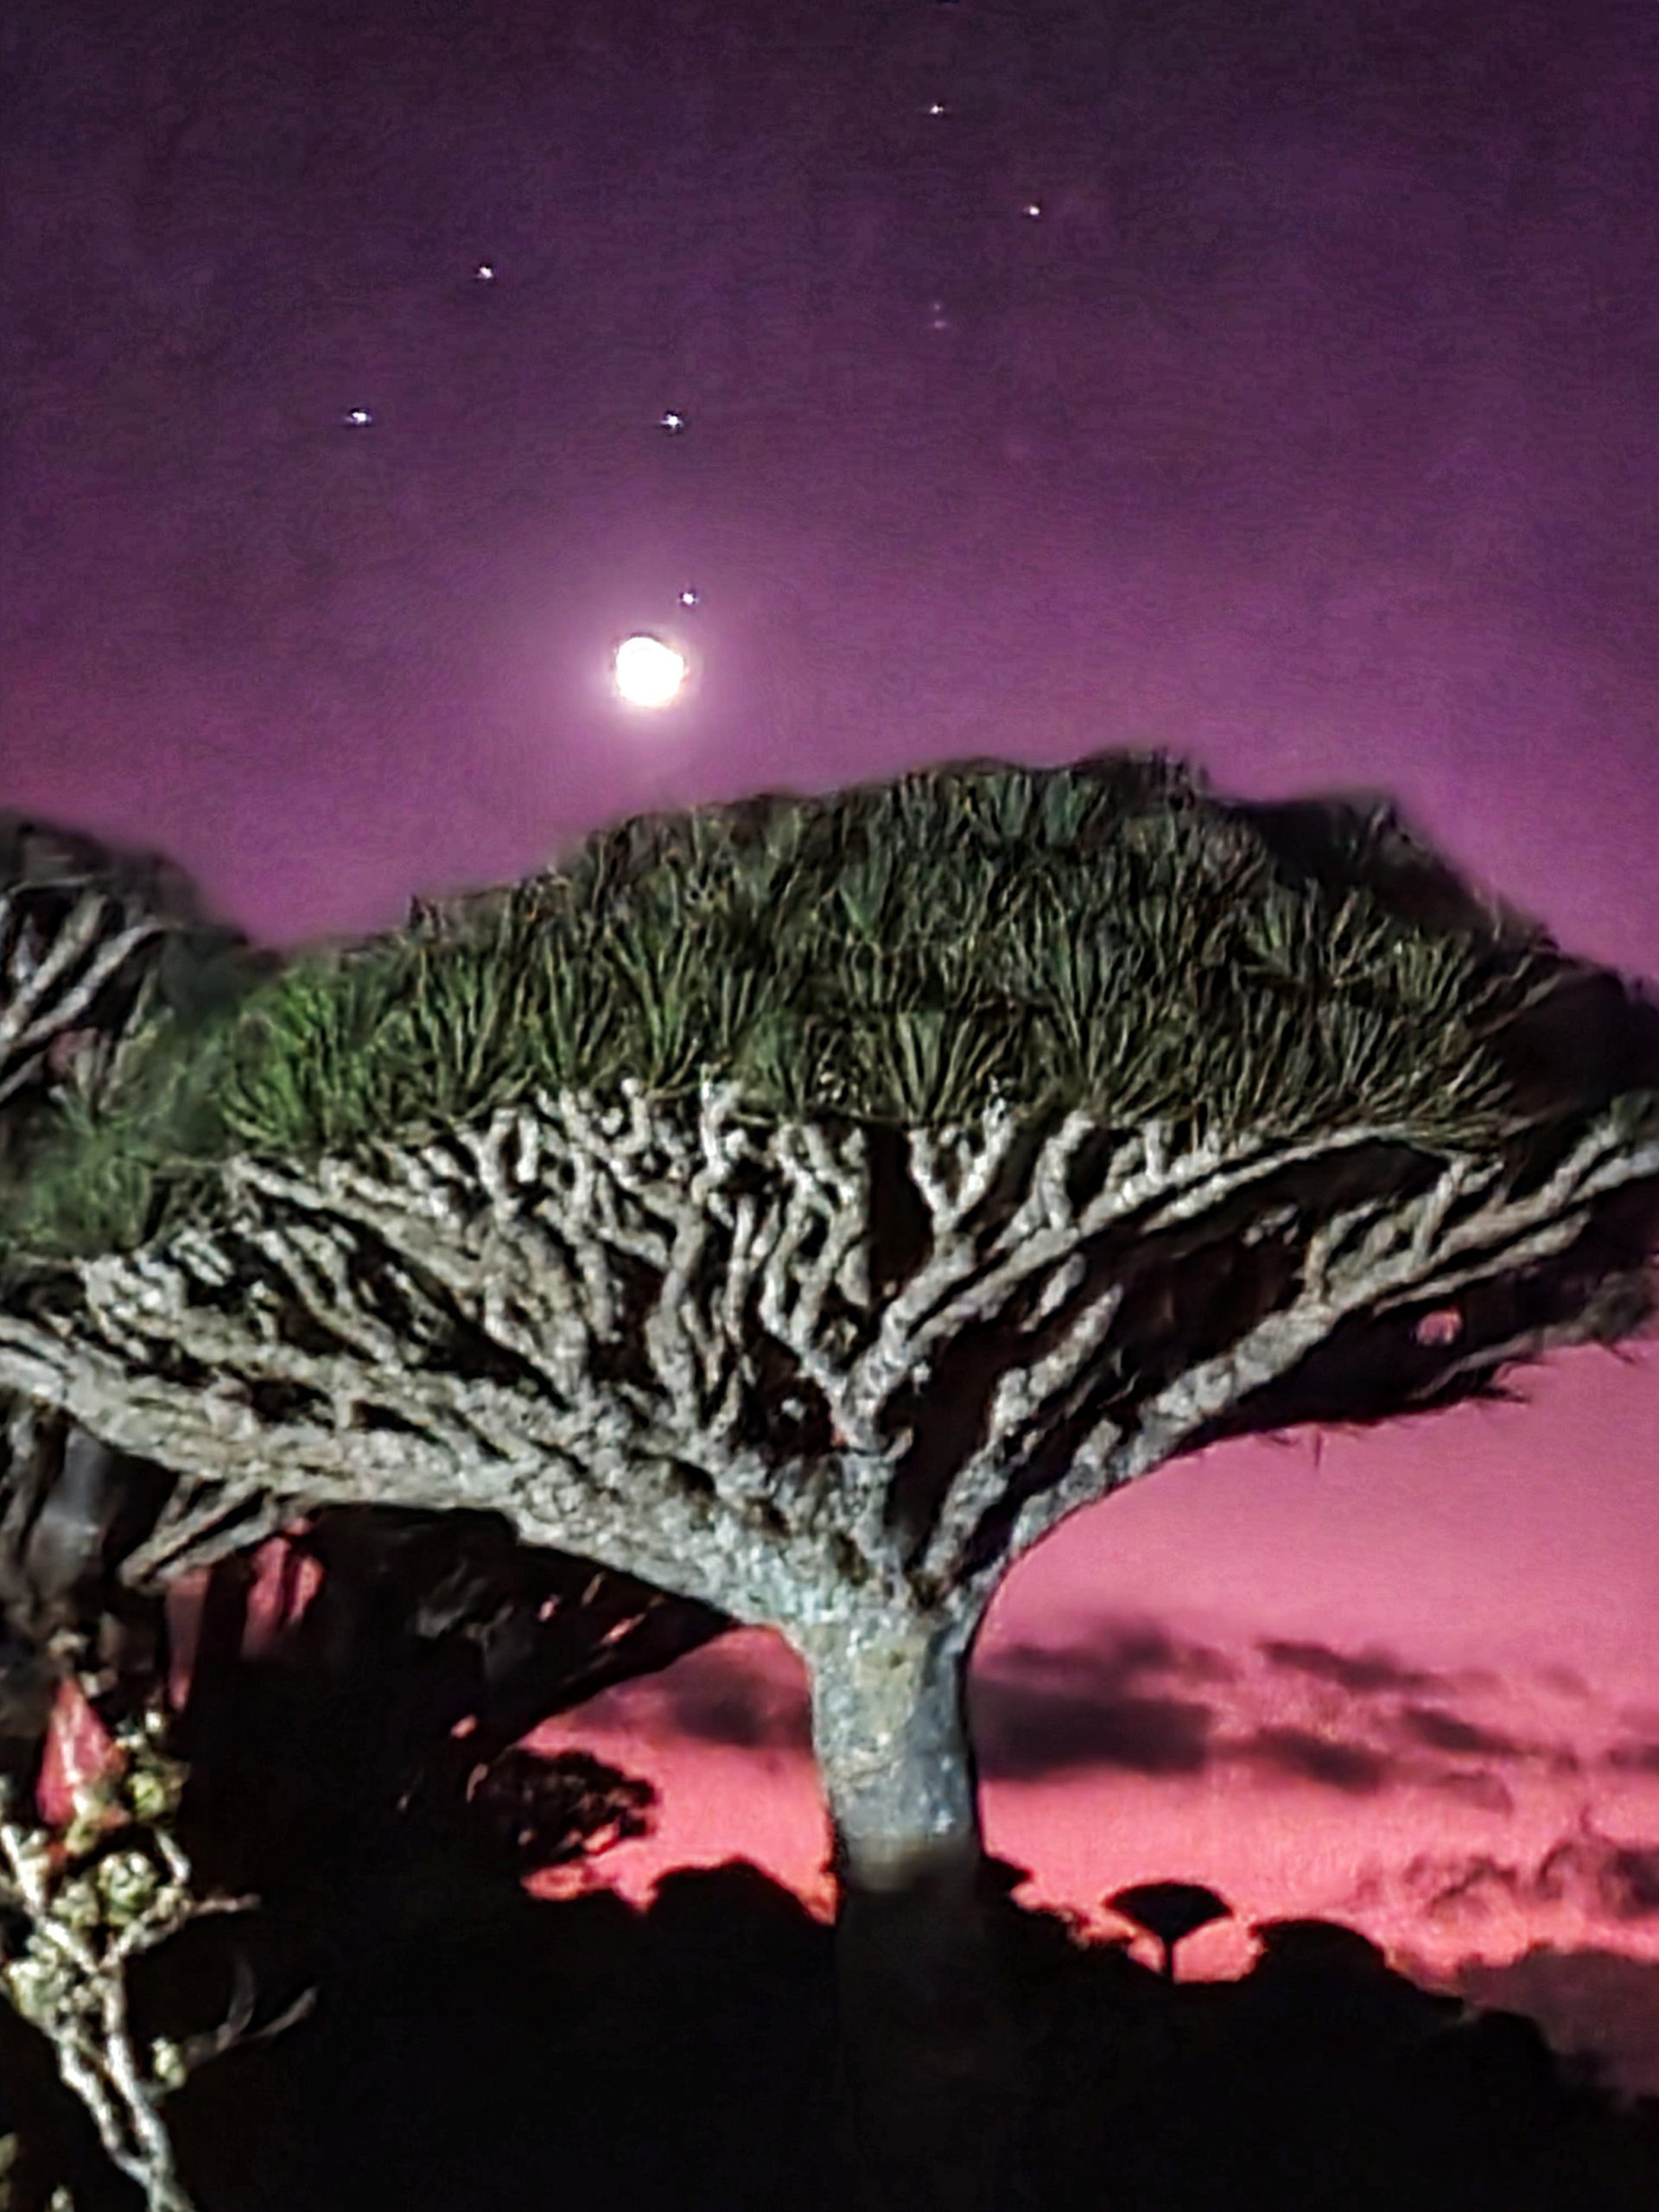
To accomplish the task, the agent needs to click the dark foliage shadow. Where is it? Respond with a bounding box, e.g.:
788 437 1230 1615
124 1847 1659 2212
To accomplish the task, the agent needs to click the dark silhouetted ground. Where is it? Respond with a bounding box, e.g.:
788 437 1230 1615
4 1510 1659 2211
5 1821 1658 2211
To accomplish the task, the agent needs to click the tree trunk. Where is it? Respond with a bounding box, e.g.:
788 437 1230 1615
803 1617 1030 2212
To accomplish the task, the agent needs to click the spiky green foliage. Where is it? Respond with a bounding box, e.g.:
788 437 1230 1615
0 753 1593 1281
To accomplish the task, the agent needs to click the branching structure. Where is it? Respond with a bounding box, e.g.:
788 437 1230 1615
0 814 278 1733
0 1697 308 2212
0 814 276 1154
2 752 1658 2209
8 1071 1653 1888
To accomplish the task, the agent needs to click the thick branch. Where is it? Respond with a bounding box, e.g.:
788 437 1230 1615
0 883 163 1113
992 1106 1659 1576
0 1084 1655 1647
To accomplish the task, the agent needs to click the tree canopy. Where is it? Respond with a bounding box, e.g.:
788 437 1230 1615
1 747 1656 1627
6 749 1646 1288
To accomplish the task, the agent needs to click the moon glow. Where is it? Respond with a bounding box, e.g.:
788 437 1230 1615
613 632 690 709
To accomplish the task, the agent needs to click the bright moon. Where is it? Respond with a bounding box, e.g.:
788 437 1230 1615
613 632 688 709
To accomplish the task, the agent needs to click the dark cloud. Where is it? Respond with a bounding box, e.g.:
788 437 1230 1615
652 1649 810 1754
964 1618 1235 1780
1427 1770 1516 1815
1605 1738 1659 1777
1395 1821 1659 1927
1234 1726 1394 1795
1537 1665 1592 1700
1395 1705 1526 1760
1405 1851 1533 1918
973 1683 1216 1781
1252 1643 1593 1791
976 1628 1564 1795
1381 1700 1583 1782
636 1619 1604 1818
1256 1637 1460 1698
994 1621 1236 1694
1569 1834 1659 1922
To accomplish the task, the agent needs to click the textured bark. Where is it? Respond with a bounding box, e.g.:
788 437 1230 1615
805 1613 1027 2212
0 811 277 1216
1 1085 1655 1629
804 1612 980 1891
0 845 164 1122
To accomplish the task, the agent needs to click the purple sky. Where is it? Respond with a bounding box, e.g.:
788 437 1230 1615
5 0 1659 2094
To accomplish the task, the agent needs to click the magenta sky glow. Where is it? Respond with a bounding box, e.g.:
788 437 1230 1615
4 0 1658 2094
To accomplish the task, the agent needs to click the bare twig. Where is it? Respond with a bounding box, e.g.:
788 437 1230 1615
0 1696 309 2212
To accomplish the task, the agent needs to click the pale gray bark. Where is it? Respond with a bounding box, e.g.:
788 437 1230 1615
1 1084 1652 1629
0 814 265 1179
801 1610 980 1891
0 881 162 1114
3 1076 1653 1948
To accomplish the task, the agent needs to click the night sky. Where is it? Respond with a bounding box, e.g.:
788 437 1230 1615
5 0 1659 2095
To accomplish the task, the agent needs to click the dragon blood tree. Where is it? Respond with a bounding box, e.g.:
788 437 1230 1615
3 752 1659 2205
0 815 287 1679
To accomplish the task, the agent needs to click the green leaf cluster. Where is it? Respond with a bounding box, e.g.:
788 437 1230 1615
0 751 1609 1274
